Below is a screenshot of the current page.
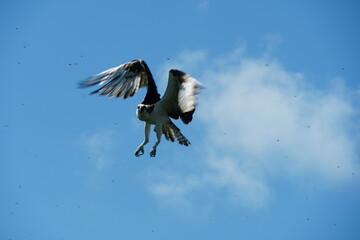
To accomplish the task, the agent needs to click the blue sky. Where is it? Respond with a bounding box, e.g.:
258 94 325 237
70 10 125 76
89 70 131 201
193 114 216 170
1 0 360 239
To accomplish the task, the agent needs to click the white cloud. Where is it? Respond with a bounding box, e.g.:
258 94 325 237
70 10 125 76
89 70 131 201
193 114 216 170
77 129 116 170
205 156 272 208
148 170 203 209
197 0 209 12
148 43 360 209
201 57 358 184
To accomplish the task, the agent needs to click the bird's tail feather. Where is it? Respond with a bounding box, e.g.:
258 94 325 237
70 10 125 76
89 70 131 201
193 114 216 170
161 121 190 146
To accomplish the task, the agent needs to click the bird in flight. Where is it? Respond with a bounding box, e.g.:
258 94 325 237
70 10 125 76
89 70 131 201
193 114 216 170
79 59 202 157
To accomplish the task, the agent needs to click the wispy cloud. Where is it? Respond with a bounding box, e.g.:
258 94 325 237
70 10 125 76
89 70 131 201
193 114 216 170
148 41 360 209
201 53 358 184
77 129 116 170
148 170 203 209
197 0 209 12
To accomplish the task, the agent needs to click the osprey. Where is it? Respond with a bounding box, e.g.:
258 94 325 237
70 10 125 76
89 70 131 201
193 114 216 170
79 59 202 157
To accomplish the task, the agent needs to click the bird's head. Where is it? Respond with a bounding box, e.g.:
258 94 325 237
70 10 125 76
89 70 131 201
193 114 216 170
137 104 146 112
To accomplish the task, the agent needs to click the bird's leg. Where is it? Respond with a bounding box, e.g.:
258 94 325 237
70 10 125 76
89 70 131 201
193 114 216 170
150 123 163 157
135 123 150 157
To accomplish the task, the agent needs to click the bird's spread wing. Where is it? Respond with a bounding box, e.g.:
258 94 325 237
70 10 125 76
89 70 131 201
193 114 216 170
79 59 160 102
159 69 202 124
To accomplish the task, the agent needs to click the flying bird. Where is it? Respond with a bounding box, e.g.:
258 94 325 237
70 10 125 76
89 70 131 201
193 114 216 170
79 59 202 157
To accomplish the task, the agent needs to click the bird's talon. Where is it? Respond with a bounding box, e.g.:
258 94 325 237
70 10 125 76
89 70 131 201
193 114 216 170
135 148 144 157
150 148 156 157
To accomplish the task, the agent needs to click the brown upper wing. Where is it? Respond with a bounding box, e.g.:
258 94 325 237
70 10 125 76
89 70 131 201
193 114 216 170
159 69 202 124
79 59 160 102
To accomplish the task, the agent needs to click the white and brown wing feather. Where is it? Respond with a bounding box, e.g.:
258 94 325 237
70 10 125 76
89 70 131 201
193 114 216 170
79 59 160 104
159 69 202 124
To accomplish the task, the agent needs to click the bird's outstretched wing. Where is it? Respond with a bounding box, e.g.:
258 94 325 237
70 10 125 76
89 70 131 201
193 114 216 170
159 69 202 124
79 59 160 104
